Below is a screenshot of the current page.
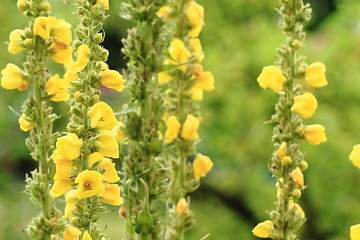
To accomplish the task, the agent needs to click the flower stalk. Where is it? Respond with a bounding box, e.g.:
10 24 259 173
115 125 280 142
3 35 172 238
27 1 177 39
119 0 172 239
156 1 214 239
253 0 328 239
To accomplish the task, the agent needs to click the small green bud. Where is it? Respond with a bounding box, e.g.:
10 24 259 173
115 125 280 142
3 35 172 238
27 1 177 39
296 127 304 136
100 48 109 61
77 125 85 133
43 2 51 11
91 95 100 104
299 161 308 171
292 189 302 199
281 156 292 166
74 91 83 101
24 38 34 48
71 217 80 226
67 122 77 132
291 39 302 50
73 40 82 49
94 33 103 44
17 0 28 12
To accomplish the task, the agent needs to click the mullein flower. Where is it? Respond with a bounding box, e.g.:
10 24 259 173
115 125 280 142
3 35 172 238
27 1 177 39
100 69 126 92
8 29 25 54
350 145 360 169
158 71 173 84
164 116 181 143
66 45 90 74
18 114 35 132
63 225 81 240
256 1 327 239
88 101 118 130
167 39 191 71
351 224 360 240
176 198 189 215
193 154 213 180
75 170 105 199
96 130 119 158
181 114 200 140
93 0 109 10
0 63 27 90
45 74 70 101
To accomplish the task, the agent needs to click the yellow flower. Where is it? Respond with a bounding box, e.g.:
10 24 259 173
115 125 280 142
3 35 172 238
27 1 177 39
304 124 327 145
167 39 191 71
188 25 203 38
96 130 119 158
190 85 203 101
350 145 360 169
100 70 126 92
252 220 273 238
93 0 109 10
305 62 328 87
181 114 200 141
291 92 318 118
50 179 73 198
56 133 82 160
8 29 25 54
193 153 213 180
53 154 73 180
189 38 204 63
290 167 304 186
88 101 118 130
75 170 105 199
1 63 27 90
195 71 215 91
63 225 81 240
176 198 189 215
63 190 78 219
257 65 286 93
186 1 204 27
276 142 287 159
164 116 181 143
52 19 72 44
18 114 35 132
114 122 127 143
67 45 91 74
45 74 70 101
158 72 173 84
33 16 56 40
89 155 120 183
101 183 123 206
156 6 171 19
351 224 360 240
82 230 93 240
51 38 73 64
289 200 305 217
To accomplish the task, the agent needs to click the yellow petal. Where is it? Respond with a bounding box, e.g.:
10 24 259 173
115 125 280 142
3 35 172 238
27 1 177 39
304 124 327 145
101 183 123 206
305 62 328 87
164 116 181 143
193 153 213 180
351 224 360 240
257 65 286 93
350 145 360 169
291 92 318 118
252 220 272 238
181 114 200 141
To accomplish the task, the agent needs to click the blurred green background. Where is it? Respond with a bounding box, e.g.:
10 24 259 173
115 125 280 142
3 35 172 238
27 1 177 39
1 0 360 239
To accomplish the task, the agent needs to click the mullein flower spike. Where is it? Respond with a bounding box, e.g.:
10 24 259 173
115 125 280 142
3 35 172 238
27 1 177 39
158 1 214 239
48 1 124 239
255 0 327 239
1 0 75 239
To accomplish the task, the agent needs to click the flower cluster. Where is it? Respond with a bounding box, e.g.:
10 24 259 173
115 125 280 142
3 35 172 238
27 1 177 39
47 0 125 239
253 0 327 239
157 1 214 238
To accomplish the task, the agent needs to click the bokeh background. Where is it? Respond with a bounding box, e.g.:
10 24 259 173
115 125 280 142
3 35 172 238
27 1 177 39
1 0 360 239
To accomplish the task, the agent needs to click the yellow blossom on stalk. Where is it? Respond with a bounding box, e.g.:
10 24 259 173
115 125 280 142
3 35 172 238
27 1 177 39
164 116 181 143
289 200 305 217
189 38 204 63
102 183 123 205
50 178 73 198
33 16 56 40
193 153 213 180
100 70 126 92
18 114 35 132
257 65 286 93
93 0 109 10
45 74 70 101
291 92 318 118
276 142 287 159
8 29 25 54
52 19 72 44
305 62 328 87
56 133 83 160
176 198 189 215
82 230 93 240
75 170 105 199
252 220 273 238
51 39 73 64
167 39 191 71
63 190 78 219
53 156 73 180
190 85 203 101
1 63 27 90
304 124 327 145
195 70 215 91
349 145 360 169
181 114 200 140
290 167 304 186
114 122 127 143
351 224 360 240
158 72 173 84
67 45 91 74
188 25 203 38
156 6 171 19
88 153 120 183
63 225 81 240
88 101 118 130
186 1 204 28
96 130 119 158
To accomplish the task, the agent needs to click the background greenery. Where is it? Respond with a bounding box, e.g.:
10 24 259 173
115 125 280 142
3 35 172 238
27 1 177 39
1 0 360 239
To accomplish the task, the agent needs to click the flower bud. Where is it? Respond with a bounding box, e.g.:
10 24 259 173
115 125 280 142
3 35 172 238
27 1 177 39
94 33 103 44
119 207 127 218
17 0 28 12
292 189 302 199
281 156 292 166
299 160 308 171
24 38 34 48
43 2 51 11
